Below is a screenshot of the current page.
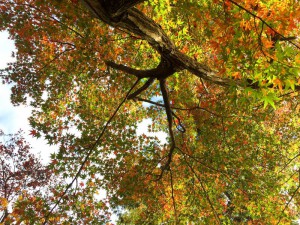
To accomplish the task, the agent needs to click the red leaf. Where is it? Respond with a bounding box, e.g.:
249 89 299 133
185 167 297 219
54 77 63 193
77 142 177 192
29 130 37 137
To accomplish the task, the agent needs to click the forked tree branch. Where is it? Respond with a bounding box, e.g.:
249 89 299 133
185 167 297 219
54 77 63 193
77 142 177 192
106 61 158 79
156 79 176 180
133 97 186 132
83 0 300 90
105 58 176 80
135 97 224 117
128 78 155 99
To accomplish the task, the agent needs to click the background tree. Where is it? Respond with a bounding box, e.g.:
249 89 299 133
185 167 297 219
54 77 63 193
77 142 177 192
0 129 50 223
0 130 110 224
0 0 299 224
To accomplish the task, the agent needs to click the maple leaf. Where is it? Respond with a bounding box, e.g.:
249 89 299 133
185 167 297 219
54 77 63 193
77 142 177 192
29 129 38 137
0 0 300 224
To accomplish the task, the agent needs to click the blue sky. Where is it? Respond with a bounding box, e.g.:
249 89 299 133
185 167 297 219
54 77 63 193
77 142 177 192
0 31 55 162
0 32 19 133
0 31 31 134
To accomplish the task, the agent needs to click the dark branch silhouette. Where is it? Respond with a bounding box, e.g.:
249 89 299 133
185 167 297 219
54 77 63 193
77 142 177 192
128 78 155 99
156 79 176 180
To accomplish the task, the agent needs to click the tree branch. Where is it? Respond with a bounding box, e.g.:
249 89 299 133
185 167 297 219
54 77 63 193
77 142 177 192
105 58 176 79
82 0 300 90
103 0 147 18
105 61 157 78
42 78 140 224
82 1 224 83
135 97 224 117
276 183 300 225
278 153 300 173
181 151 221 224
170 169 178 223
128 78 155 99
0 209 9 223
156 79 176 180
228 0 300 50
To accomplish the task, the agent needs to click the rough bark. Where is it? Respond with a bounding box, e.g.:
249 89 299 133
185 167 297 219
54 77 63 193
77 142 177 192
105 57 177 79
81 0 233 86
81 0 300 91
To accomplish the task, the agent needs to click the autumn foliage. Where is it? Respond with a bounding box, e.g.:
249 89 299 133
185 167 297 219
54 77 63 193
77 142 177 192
0 130 50 223
0 0 300 224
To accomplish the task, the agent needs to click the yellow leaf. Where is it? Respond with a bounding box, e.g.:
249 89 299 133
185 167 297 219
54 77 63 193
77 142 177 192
153 168 161 175
0 197 8 208
296 54 300 64
262 38 274 49
80 203 85 210
273 78 283 92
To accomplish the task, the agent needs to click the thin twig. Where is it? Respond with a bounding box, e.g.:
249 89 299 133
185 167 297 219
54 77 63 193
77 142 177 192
177 147 232 182
181 151 221 224
172 112 186 133
37 48 74 74
170 169 178 224
200 78 210 93
135 97 223 117
0 1 85 39
43 79 140 224
228 0 300 50
128 78 155 99
133 40 143 62
278 153 300 173
276 184 300 225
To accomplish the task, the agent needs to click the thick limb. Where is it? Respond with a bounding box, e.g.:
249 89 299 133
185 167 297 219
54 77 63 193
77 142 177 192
102 0 147 18
105 58 176 80
106 61 157 79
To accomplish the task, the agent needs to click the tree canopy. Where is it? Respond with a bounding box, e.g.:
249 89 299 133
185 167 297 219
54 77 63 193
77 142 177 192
0 130 110 224
0 130 50 223
0 0 300 224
